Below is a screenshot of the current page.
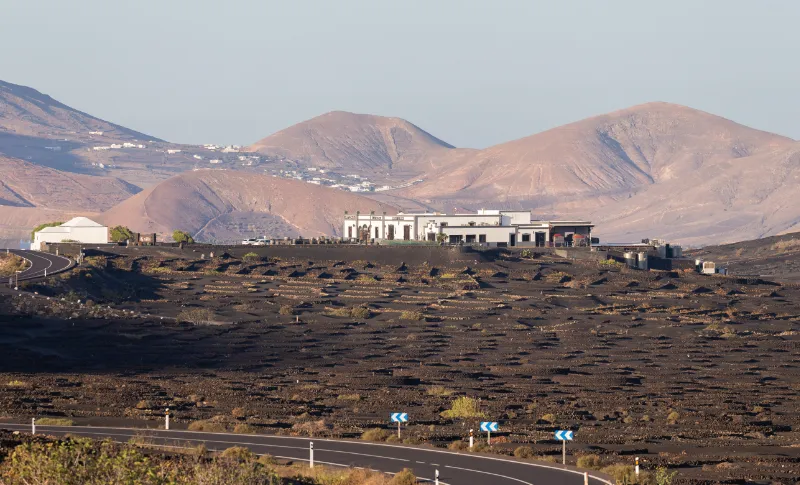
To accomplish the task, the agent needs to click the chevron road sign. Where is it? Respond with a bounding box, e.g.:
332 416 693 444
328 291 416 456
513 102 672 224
391 413 408 439
554 430 573 441
480 422 498 432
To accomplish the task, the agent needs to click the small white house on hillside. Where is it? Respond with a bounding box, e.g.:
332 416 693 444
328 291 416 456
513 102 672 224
33 217 109 250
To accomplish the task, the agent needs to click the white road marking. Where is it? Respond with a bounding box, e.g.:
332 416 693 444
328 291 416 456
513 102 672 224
0 423 611 484
445 464 534 485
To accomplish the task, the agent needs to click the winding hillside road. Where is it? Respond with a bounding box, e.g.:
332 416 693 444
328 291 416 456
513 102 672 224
0 423 612 484
6 249 72 282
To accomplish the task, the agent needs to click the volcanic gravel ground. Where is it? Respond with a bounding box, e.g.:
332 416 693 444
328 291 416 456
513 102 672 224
1 250 799 483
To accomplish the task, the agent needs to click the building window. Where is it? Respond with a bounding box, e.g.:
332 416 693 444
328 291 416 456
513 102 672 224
521 233 531 242
440 222 448 227
468 221 476 226
465 234 476 243
449 235 463 244
479 234 486 243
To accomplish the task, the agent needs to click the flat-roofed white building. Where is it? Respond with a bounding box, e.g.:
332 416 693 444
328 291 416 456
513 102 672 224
343 210 593 247
33 217 109 250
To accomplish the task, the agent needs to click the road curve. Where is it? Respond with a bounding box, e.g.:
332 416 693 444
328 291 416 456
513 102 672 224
6 249 72 282
0 423 611 485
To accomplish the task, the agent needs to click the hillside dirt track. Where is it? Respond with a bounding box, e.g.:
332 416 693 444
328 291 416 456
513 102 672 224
0 247 799 484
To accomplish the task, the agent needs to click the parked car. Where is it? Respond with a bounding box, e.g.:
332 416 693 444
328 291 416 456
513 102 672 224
241 238 258 246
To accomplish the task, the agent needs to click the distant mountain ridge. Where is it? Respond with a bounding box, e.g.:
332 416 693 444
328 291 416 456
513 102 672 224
247 110 455 173
0 79 161 142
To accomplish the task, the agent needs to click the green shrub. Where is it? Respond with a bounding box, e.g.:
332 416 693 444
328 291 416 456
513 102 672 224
540 413 557 424
172 230 195 244
361 428 390 442
279 305 296 316
35 418 75 426
666 411 680 424
242 252 260 262
577 454 604 470
655 466 678 485
109 225 135 243
350 306 372 319
440 397 485 419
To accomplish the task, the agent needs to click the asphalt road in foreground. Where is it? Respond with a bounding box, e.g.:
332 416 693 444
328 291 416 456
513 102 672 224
0 423 612 485
6 249 72 282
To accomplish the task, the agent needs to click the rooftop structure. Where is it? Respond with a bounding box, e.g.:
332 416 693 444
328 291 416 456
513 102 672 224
343 210 593 247
33 217 109 250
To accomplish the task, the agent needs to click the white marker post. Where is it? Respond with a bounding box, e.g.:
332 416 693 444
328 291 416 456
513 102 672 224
165 408 170 430
435 469 439 485
562 439 566 465
584 472 589 485
469 429 474 449
309 441 314 468
31 417 35 435
635 457 640 477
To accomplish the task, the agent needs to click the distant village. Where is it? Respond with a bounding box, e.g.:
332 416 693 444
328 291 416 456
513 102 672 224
79 134 420 193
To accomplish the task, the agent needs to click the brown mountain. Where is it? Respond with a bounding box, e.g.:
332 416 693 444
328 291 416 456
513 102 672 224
98 169 396 242
0 79 160 142
403 102 793 202
0 155 140 210
247 111 454 173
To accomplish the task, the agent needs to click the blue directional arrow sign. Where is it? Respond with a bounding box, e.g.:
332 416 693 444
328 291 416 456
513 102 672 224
554 430 574 441
391 413 408 423
480 422 499 432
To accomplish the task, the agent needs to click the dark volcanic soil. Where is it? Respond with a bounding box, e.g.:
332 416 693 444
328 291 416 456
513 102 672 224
1 247 799 484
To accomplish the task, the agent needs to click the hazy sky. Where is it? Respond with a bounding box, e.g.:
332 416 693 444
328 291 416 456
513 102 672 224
2 0 798 147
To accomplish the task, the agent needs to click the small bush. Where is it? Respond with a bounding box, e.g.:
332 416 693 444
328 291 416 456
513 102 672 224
233 423 257 434
440 396 485 419
666 411 680 424
6 380 27 388
448 440 469 451
177 308 216 324
188 419 228 433
390 468 417 485
172 230 194 244
220 446 255 462
35 418 74 426
350 306 372 319
361 428 390 442
540 413 557 424
279 305 296 316
426 385 453 397
231 407 247 419
135 400 154 410
242 252 261 262
577 454 604 470
514 446 536 459
399 311 425 321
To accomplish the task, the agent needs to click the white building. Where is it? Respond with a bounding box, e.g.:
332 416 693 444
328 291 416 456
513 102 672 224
343 209 593 247
33 217 109 250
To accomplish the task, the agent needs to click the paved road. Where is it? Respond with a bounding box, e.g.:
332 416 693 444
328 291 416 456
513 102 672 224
0 423 611 484
6 249 72 283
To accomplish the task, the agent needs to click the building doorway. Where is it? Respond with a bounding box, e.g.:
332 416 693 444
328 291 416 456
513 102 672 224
535 232 545 247
387 225 394 240
348 226 352 239
403 225 411 241
375 227 380 239
509 234 516 247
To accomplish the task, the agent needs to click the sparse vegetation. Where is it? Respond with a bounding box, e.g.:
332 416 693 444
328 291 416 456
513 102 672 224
326 306 372 319
188 418 228 433
30 221 63 241
0 254 28 278
361 428 391 441
279 305 296 315
176 308 216 324
426 385 454 397
399 310 425 321
172 230 195 244
109 225 135 243
243 252 261 262
576 454 604 470
440 396 485 419
34 418 75 426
